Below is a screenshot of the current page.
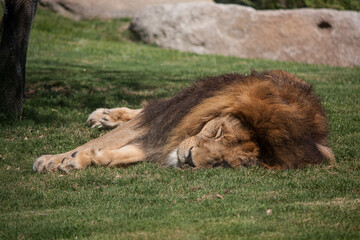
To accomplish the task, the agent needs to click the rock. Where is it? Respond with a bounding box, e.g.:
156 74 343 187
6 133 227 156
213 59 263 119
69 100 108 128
39 0 213 20
130 2 360 67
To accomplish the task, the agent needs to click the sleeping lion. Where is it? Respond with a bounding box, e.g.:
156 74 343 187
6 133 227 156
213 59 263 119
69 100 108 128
33 70 335 172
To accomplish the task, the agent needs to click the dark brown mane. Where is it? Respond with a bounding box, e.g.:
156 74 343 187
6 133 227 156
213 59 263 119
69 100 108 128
232 70 330 168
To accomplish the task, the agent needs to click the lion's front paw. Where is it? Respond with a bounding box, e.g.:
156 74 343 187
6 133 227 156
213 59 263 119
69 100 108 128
33 155 64 173
33 150 89 173
57 150 93 172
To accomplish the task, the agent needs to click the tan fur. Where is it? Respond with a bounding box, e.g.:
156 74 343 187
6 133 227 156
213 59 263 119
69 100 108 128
33 70 335 173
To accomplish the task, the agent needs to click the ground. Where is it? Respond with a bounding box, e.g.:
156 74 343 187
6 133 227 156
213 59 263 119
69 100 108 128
0 7 359 239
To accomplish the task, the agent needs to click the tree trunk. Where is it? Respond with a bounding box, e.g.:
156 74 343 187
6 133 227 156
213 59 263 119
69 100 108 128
0 0 38 119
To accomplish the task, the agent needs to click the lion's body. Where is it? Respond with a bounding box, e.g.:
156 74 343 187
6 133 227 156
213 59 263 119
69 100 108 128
33 70 335 173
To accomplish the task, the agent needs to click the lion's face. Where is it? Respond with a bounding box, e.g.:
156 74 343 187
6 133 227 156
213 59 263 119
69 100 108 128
174 115 260 168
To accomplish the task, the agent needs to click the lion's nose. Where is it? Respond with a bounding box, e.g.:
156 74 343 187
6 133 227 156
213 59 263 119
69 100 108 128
185 147 195 167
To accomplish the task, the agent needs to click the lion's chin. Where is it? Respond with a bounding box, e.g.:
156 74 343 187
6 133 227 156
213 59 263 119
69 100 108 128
167 148 184 168
167 149 180 168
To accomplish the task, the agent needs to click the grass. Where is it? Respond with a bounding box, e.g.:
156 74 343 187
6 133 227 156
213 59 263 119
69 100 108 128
0 7 359 239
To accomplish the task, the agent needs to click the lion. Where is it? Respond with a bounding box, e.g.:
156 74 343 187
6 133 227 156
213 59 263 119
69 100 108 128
33 70 335 173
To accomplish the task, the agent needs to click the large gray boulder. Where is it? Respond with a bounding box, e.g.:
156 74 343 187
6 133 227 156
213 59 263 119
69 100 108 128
39 0 213 20
130 2 360 67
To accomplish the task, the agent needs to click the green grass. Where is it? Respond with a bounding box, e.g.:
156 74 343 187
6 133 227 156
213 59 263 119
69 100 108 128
0 7 359 239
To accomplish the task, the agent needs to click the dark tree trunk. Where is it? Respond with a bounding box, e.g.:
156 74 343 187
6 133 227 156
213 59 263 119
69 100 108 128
0 0 38 119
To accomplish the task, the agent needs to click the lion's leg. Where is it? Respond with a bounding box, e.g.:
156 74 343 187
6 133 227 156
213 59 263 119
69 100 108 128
58 144 145 172
33 145 145 172
33 119 147 173
86 107 142 129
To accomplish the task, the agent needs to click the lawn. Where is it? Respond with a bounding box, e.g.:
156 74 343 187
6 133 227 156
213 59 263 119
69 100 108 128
0 7 359 240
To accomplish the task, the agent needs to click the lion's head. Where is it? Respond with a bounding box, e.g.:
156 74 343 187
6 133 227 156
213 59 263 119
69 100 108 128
159 70 335 169
173 115 259 168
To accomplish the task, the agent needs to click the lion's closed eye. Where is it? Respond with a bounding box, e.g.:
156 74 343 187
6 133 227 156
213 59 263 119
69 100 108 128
214 127 223 139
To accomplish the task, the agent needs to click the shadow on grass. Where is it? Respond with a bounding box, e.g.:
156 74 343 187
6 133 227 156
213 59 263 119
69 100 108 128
0 60 187 125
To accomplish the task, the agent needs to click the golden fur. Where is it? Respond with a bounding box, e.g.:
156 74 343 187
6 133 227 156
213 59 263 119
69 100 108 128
33 70 335 173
